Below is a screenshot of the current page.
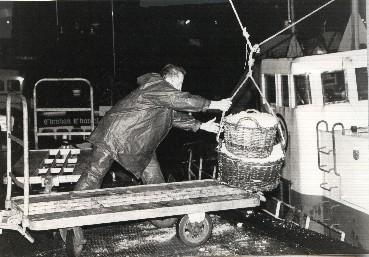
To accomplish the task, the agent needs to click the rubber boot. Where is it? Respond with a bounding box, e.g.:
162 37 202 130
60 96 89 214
74 146 113 191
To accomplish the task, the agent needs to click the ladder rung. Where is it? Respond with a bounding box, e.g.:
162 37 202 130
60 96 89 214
318 147 333 154
319 165 334 173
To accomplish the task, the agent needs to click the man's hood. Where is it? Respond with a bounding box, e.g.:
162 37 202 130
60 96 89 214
137 73 162 86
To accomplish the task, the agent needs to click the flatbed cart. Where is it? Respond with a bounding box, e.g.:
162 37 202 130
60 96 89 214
0 94 260 257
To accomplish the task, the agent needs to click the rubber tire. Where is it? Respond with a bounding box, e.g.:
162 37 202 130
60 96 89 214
66 229 84 257
177 214 213 246
151 217 178 228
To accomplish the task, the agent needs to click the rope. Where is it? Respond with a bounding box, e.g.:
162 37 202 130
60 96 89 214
244 42 248 69
249 76 286 147
216 0 335 148
259 0 337 47
216 73 251 143
228 0 244 33
216 72 286 149
227 0 248 69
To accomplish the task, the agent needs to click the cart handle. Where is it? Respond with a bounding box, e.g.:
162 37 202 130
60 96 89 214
6 93 30 220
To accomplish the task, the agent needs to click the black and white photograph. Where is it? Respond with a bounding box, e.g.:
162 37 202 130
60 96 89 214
0 0 368 256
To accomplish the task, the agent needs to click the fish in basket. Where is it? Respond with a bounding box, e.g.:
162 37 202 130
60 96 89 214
223 109 278 158
218 143 285 192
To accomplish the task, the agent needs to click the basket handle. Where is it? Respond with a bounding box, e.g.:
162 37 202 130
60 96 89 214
236 116 262 130
245 109 260 114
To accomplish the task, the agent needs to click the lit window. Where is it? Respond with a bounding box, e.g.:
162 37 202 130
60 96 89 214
265 74 276 104
281 75 289 107
355 67 368 101
294 75 312 105
321 71 346 104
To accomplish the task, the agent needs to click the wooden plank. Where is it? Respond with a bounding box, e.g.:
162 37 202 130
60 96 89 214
15 184 245 213
13 175 80 185
62 168 74 173
36 108 92 112
49 149 81 155
37 132 90 136
16 185 247 215
44 158 78 165
28 193 260 230
12 180 221 204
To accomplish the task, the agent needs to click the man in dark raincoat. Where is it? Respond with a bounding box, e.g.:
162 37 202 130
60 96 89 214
75 64 231 191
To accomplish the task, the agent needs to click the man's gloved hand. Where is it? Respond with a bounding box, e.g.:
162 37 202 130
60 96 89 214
200 118 220 134
209 98 232 112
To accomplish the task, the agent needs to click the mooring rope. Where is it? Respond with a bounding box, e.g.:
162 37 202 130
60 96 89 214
259 0 337 47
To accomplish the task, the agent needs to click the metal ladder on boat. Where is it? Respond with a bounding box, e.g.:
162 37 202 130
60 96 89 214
262 197 346 242
316 120 345 193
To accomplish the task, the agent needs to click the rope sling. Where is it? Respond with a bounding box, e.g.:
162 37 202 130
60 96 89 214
216 0 338 150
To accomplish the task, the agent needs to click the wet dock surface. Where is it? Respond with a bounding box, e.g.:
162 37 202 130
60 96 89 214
0 207 367 257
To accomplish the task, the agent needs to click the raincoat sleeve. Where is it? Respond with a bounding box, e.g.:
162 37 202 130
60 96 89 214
172 111 201 132
141 82 211 112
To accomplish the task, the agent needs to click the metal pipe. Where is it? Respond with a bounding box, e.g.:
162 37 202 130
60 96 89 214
290 0 295 34
316 120 330 173
367 0 369 122
212 165 217 179
188 150 192 181
331 123 345 177
111 0 116 105
352 0 359 49
33 82 38 149
33 78 94 149
55 0 59 41
305 216 311 229
21 95 30 219
5 95 12 209
198 157 203 180
287 0 291 24
275 200 281 218
6 95 30 220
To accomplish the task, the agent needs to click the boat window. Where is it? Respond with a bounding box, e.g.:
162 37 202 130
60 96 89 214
7 80 21 92
265 74 276 104
355 67 368 101
294 75 312 105
281 75 289 107
0 80 4 92
321 71 347 104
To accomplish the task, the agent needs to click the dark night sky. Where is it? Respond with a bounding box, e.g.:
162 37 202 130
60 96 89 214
1 0 354 103
0 0 361 158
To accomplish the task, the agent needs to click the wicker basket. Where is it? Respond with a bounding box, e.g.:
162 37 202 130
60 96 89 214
224 110 277 158
218 149 284 192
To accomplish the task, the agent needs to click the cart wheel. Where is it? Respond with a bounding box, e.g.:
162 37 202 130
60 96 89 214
66 228 84 257
151 217 178 228
177 214 213 246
